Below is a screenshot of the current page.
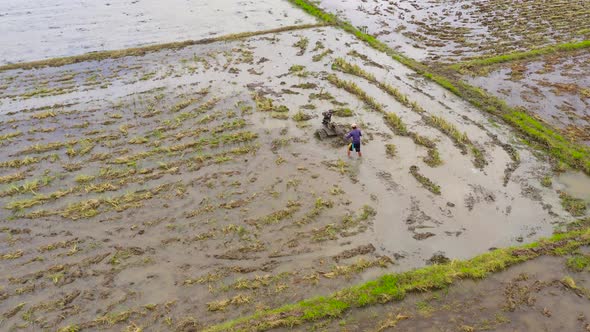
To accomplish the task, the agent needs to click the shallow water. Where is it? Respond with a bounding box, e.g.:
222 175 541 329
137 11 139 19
0 0 315 64
558 171 590 201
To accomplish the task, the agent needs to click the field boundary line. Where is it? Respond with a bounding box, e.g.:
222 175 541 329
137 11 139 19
0 23 330 72
450 40 590 73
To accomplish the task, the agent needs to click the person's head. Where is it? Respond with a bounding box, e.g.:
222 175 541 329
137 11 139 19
351 123 357 129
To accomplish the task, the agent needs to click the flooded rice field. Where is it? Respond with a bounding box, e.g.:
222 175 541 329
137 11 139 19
315 0 590 147
317 0 590 62
1 1 590 331
0 0 315 65
464 50 590 145
1 24 586 331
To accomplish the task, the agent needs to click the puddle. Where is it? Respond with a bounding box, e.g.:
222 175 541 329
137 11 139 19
557 171 590 201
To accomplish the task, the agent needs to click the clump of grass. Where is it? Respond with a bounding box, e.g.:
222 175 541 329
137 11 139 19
313 49 333 62
292 82 317 89
207 295 251 312
540 176 553 188
384 113 408 136
471 146 488 169
271 112 289 120
2 174 55 197
423 148 443 167
326 74 383 113
0 172 26 184
323 257 392 279
332 58 376 81
253 93 289 113
31 111 56 119
3 302 26 318
1 250 24 260
410 133 436 149
333 108 354 117
310 90 334 101
129 136 149 144
19 141 69 155
293 37 309 55
66 139 95 157
410 165 441 195
5 188 72 211
385 144 396 158
293 111 312 122
93 311 134 327
0 131 22 144
566 254 590 272
426 116 470 148
559 192 587 216
288 65 309 77
56 325 80 332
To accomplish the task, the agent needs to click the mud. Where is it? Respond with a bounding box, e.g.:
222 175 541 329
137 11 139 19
298 252 590 332
0 3 588 331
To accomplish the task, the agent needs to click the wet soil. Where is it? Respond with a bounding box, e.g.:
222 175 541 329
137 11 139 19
296 251 590 332
0 6 588 332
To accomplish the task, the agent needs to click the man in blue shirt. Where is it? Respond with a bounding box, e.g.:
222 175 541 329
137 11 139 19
345 123 362 158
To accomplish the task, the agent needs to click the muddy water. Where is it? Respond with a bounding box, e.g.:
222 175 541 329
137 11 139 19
558 172 590 202
0 24 581 330
466 51 590 145
0 0 316 64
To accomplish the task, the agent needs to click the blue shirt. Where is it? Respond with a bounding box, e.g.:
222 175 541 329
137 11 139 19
346 129 362 144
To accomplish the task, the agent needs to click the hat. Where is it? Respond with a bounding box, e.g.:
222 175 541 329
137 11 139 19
351 123 357 128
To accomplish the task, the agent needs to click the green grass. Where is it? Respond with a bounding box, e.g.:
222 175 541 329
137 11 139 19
0 131 22 143
423 148 443 167
333 108 354 117
384 113 408 136
205 223 590 331
410 165 441 195
566 254 590 272
326 74 383 113
293 111 312 122
559 192 588 217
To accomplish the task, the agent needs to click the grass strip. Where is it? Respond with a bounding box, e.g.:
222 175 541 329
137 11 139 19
0 23 329 72
205 221 590 331
287 0 590 175
451 40 590 73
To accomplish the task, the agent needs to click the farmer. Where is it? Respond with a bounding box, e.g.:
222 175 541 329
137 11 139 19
345 123 362 158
